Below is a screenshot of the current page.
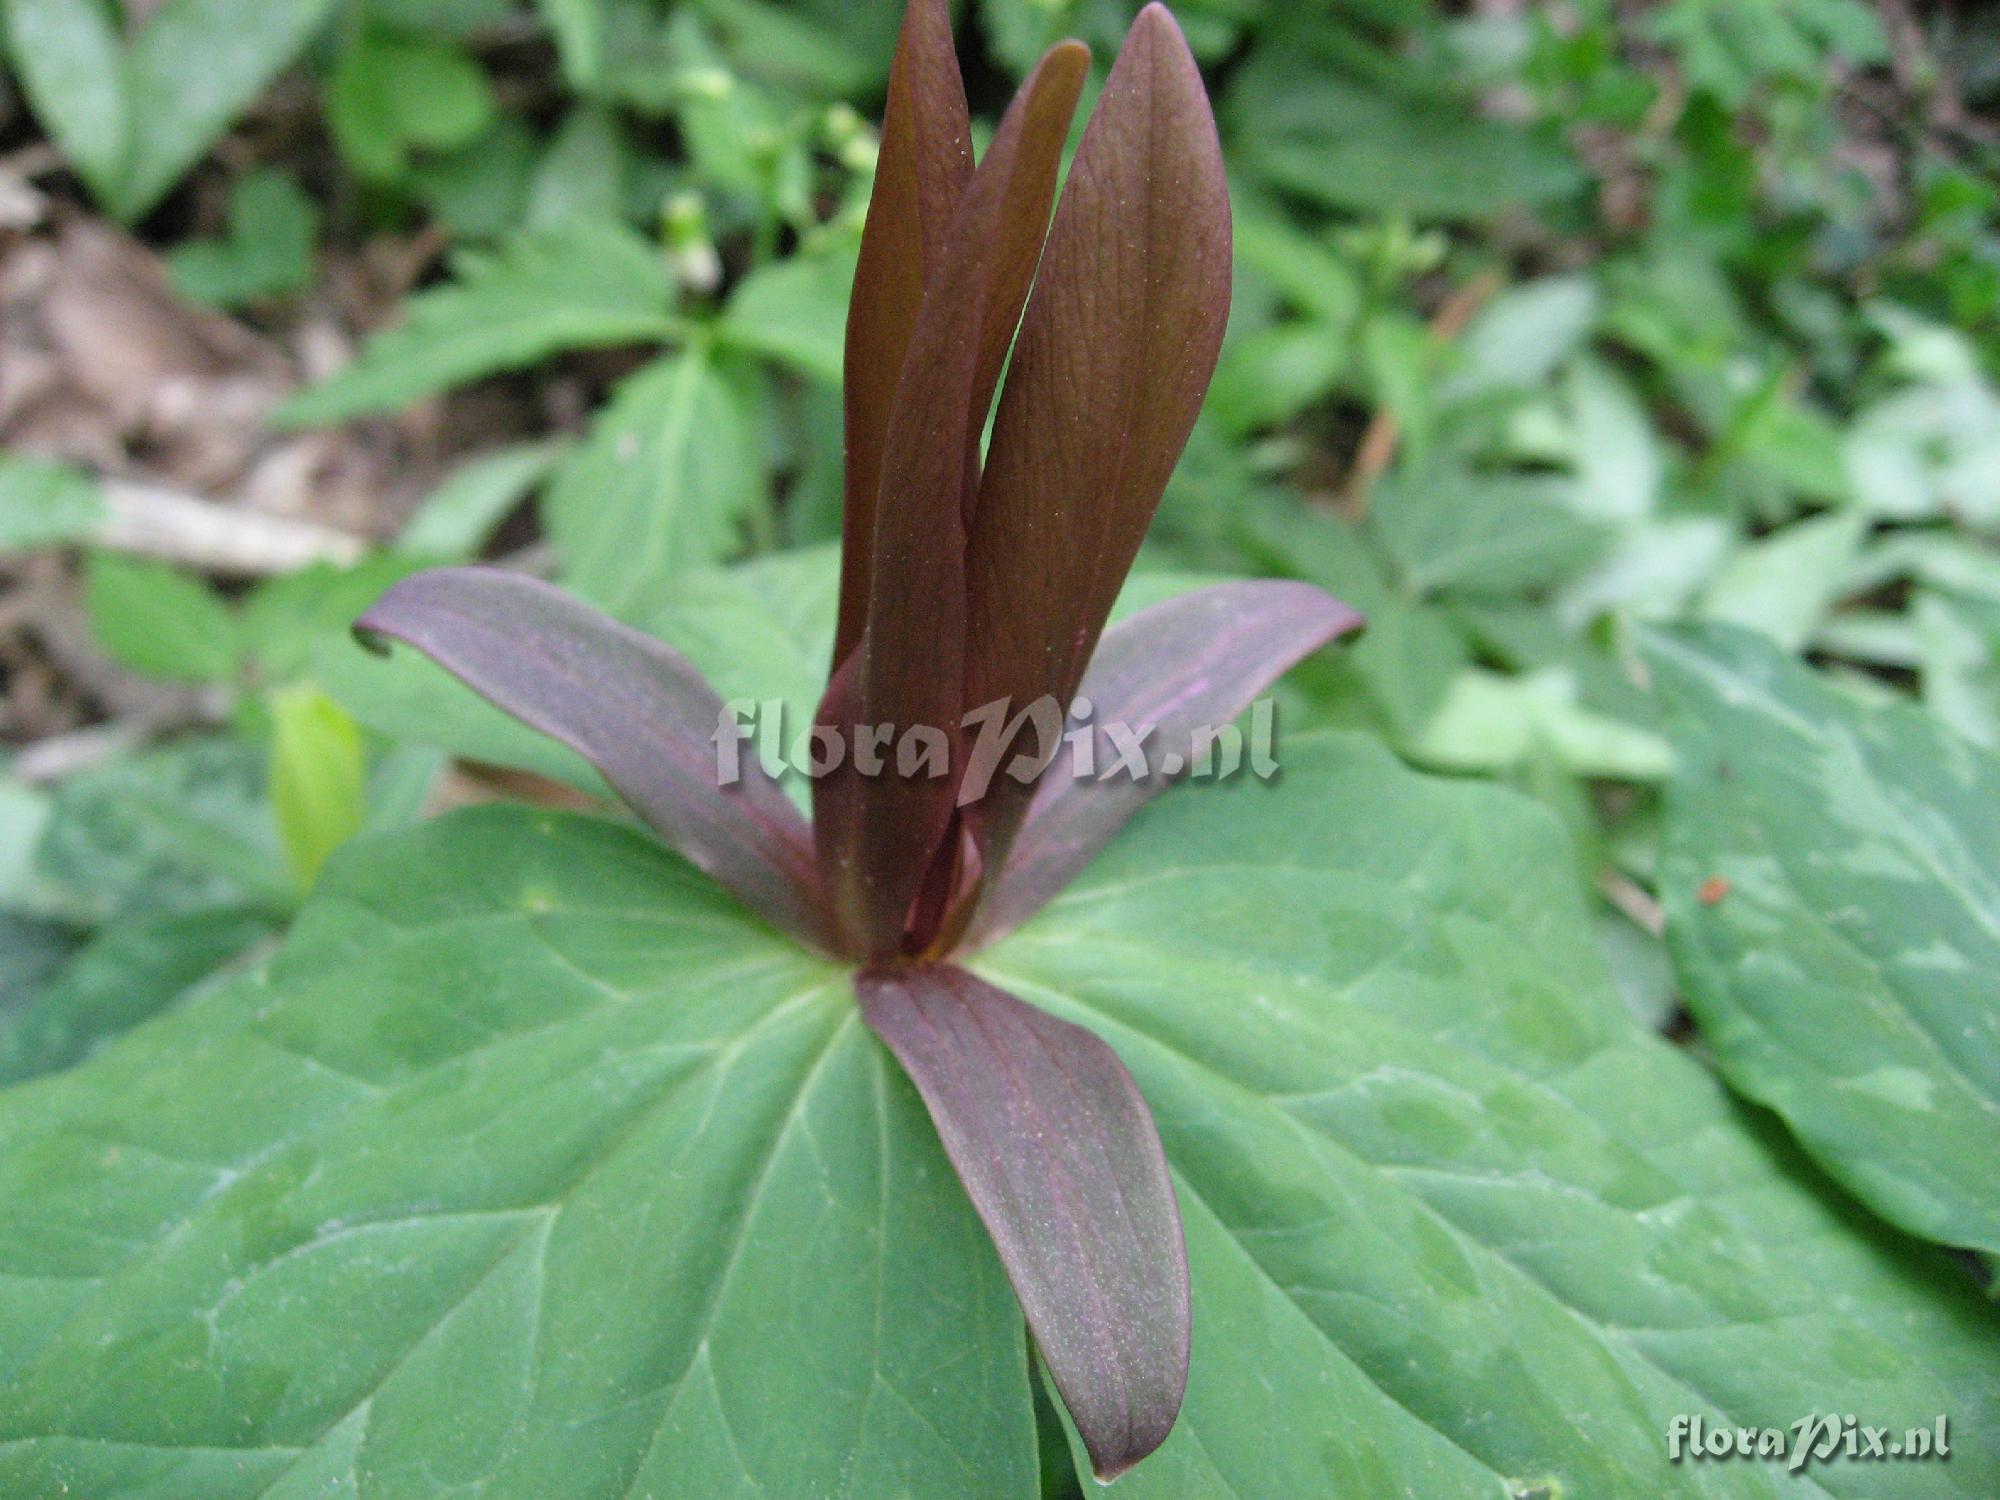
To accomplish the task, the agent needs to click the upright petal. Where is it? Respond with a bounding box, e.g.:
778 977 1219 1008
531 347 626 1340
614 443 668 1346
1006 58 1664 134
356 567 827 948
856 963 1189 1480
836 0 973 670
960 582 1362 948
816 45 1090 959
962 4 1232 863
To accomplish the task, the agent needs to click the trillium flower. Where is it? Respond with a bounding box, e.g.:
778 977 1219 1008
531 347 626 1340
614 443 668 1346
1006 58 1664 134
356 0 1359 1476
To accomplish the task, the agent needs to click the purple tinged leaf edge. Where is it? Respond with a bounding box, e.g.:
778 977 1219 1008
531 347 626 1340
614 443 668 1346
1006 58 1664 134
856 962 1190 1481
354 566 830 950
961 3 1236 882
961 580 1363 949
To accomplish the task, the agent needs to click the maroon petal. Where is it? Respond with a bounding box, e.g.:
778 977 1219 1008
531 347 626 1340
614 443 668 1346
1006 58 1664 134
963 581 1362 948
963 4 1232 863
816 45 1090 959
856 963 1189 1481
835 0 972 670
356 567 827 948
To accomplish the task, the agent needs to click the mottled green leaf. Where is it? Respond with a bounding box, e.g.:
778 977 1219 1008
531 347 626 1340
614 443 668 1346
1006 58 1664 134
989 734 1998 1496
0 778 53 911
1651 624 2000 1254
0 812 1036 1497
0 729 1992 1494
28 738 293 926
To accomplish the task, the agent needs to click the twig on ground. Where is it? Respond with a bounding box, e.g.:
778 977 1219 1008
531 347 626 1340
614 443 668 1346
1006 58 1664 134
93 480 369 575
11 721 152 783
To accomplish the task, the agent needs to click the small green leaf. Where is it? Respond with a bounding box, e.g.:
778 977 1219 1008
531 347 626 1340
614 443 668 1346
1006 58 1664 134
268 685 367 892
83 553 242 684
1233 209 1364 328
167 169 320 307
542 347 761 610
700 0 904 96
240 556 427 685
1 0 127 203
716 249 856 385
1557 515 1733 626
405 115 540 238
1210 321 1348 433
1442 277 1599 405
1698 510 1867 652
526 105 631 228
1913 592 2000 749
1651 623 2000 1253
367 0 514 30
1565 357 1663 524
1227 50 1581 221
0 454 105 551
1411 667 1674 780
536 0 603 85
280 222 679 424
327 25 497 181
396 442 567 561
1372 467 1609 600
117 0 341 220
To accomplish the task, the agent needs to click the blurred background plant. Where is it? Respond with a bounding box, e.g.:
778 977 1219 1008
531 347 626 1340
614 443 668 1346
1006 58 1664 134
1 0 1995 1068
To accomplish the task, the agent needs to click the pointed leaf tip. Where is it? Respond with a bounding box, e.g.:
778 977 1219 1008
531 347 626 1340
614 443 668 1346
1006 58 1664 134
835 0 973 670
964 581 1363 948
962 0 1232 864
857 964 1189 1480
355 567 828 949
816 42 1091 958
